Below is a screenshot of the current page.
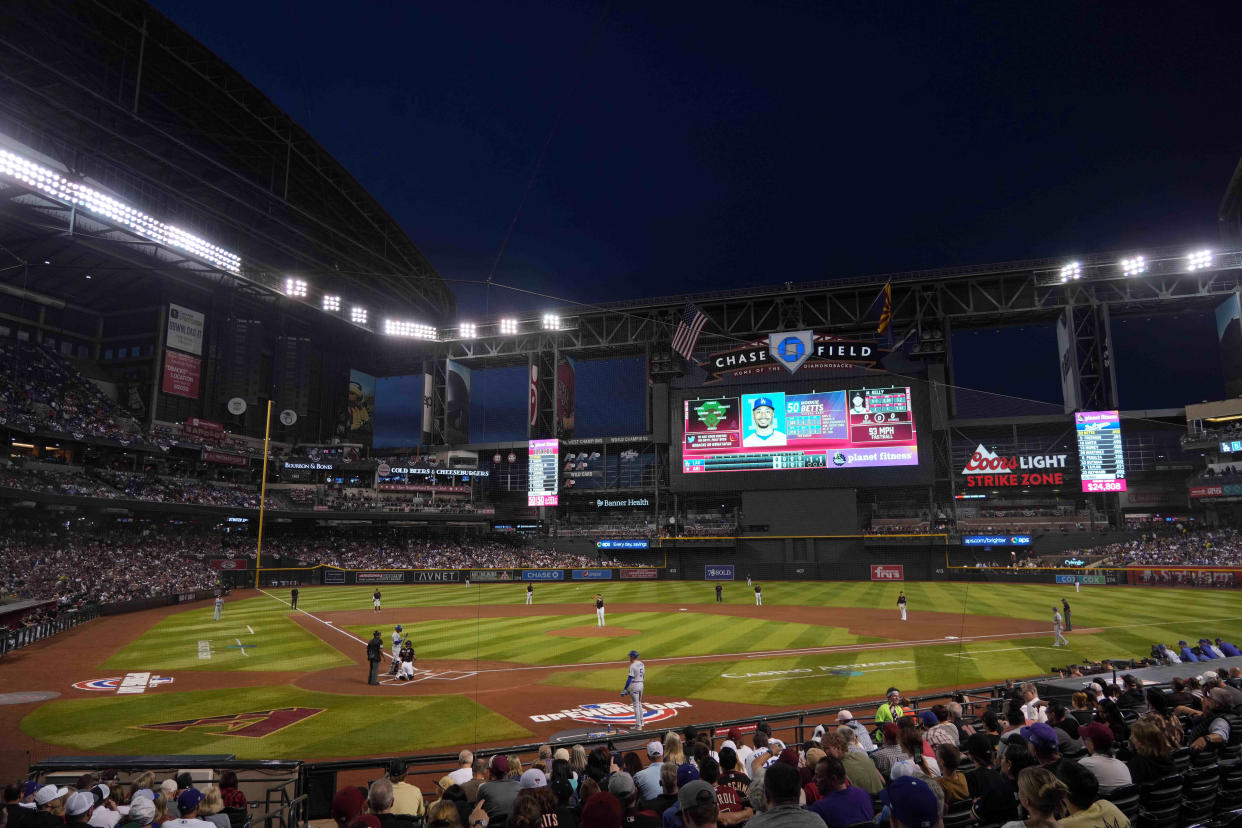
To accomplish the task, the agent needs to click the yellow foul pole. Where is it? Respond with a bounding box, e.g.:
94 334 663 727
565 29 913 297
255 400 273 589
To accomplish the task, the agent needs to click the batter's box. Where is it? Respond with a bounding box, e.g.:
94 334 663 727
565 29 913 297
381 669 478 685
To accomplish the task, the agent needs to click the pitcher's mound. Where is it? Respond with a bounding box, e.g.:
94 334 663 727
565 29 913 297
550 626 640 638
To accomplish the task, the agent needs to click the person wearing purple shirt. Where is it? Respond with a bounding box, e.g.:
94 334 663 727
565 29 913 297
1217 638 1240 657
808 756 874 828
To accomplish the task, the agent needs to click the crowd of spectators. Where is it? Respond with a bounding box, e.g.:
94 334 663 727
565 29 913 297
0 526 624 603
89 470 263 509
0 528 219 605
0 340 145 444
1087 529 1242 568
300 663 1242 828
3 769 251 828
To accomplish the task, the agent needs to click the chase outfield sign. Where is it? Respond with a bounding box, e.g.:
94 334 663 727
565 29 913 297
703 331 882 383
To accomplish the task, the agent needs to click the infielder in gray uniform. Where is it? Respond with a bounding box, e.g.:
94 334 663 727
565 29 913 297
213 595 223 621
621 649 646 730
1052 607 1069 647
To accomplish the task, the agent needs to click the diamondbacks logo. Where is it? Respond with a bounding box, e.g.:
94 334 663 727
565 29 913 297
530 700 691 726
136 707 324 738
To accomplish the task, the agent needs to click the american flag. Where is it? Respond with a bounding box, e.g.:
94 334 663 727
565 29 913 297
671 303 709 359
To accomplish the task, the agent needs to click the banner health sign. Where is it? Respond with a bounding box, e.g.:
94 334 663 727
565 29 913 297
597 539 650 549
962 535 1033 546
523 569 564 581
705 564 735 580
572 569 613 580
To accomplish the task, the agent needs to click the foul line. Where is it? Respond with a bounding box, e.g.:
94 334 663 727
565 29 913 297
259 591 1242 679
259 588 397 660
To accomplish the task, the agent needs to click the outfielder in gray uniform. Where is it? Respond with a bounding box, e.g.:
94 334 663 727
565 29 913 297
1052 608 1069 647
213 595 223 621
622 649 646 730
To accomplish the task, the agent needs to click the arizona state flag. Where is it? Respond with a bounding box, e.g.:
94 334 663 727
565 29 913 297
873 282 892 337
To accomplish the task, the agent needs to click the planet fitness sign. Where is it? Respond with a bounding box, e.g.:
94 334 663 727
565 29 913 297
961 444 1069 488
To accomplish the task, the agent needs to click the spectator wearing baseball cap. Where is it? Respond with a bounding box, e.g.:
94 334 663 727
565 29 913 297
677 781 718 828
837 709 876 752
329 787 366 828
165 790 214 828
872 721 906 778
1020 723 1067 776
87 784 120 828
30 785 69 828
386 761 425 818
477 756 518 826
634 741 665 801
882 776 942 828
65 792 95 825
659 764 701 827
118 796 156 828
1078 723 1132 787
580 792 622 828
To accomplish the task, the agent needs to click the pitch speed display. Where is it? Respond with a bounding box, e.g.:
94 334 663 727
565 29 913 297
682 386 918 474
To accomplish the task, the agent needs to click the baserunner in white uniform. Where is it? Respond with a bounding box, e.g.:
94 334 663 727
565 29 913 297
622 649 646 730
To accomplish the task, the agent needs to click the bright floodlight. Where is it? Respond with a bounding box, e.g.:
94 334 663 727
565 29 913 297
384 319 436 340
284 278 308 298
542 313 561 331
1187 249 1213 271
0 147 241 274
1059 262 1082 283
459 322 477 338
351 306 368 325
1120 256 1147 277
322 294 341 312
499 318 519 335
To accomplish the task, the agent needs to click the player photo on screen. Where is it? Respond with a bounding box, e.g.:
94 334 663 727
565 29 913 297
741 392 787 447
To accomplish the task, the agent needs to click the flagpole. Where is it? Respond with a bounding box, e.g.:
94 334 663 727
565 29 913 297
255 400 273 590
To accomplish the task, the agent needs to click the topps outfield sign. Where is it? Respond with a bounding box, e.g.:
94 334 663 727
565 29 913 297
961 443 1069 488
702 330 882 383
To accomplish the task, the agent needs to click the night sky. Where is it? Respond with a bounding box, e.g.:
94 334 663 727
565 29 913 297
150 2 1242 411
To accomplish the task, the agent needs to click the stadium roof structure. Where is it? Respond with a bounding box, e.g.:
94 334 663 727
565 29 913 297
0 0 453 323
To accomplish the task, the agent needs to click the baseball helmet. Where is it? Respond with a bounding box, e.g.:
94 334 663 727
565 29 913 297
395 625 403 631
629 650 639 659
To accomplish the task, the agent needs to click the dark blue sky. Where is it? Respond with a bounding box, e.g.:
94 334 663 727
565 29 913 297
152 1 1242 324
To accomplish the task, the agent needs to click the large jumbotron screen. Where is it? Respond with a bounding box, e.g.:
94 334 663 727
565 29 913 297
673 381 929 491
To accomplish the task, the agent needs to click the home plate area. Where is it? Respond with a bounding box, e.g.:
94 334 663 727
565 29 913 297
378 666 477 685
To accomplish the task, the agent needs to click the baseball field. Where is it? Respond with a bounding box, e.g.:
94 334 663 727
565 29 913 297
3 579 1239 777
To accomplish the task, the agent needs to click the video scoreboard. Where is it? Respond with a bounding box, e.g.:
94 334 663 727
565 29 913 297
1075 410 1126 492
682 386 918 474
527 439 559 505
